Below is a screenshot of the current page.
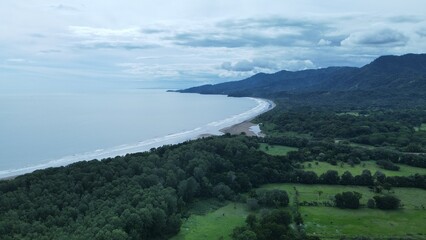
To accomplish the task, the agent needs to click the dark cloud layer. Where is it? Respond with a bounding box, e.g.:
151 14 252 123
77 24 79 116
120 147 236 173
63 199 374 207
388 15 422 23
170 17 332 48
342 29 408 46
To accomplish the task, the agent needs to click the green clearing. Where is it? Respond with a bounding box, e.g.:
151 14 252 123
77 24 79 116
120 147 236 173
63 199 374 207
334 139 377 150
261 183 426 239
171 202 249 240
301 160 426 177
260 183 426 208
175 184 426 240
336 112 360 117
259 143 298 156
348 142 377 150
414 123 426 132
303 207 426 239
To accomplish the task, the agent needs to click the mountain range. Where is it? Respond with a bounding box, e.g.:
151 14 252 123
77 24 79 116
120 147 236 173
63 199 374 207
176 53 426 98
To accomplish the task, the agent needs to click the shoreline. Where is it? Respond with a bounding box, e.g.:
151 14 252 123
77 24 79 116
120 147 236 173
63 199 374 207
0 97 275 180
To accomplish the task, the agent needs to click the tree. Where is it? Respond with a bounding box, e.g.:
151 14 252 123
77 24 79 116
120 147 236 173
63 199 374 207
334 191 362 209
373 195 400 210
178 177 200 202
320 170 340 184
299 171 319 184
232 209 298 239
212 183 234 201
245 214 258 229
374 171 386 184
367 199 375 208
233 229 257 240
258 189 289 208
246 198 260 211
340 171 354 185
376 160 400 171
355 170 374 186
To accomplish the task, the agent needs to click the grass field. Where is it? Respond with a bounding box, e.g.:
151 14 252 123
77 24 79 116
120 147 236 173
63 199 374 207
259 143 298 156
414 123 426 132
301 160 426 177
259 122 312 139
174 184 426 239
171 202 249 240
303 207 426 239
261 183 426 208
261 183 426 239
336 112 360 117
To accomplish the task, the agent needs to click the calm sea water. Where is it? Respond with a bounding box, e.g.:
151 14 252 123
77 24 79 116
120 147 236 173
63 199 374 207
0 89 265 177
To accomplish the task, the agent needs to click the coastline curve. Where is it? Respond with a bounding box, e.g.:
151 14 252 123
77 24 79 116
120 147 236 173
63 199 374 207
0 97 274 179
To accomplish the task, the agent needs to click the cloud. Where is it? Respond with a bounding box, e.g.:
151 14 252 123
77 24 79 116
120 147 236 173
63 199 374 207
75 41 157 50
318 39 332 46
69 26 141 38
141 28 167 34
29 33 46 38
69 26 159 50
388 15 422 23
220 58 315 73
221 59 277 72
170 17 330 48
6 58 26 63
50 4 79 12
39 49 62 54
417 28 426 37
341 29 408 46
2 1 426 88
283 59 316 70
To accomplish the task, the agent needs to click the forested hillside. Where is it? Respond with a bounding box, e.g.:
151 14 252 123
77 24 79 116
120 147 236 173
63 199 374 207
177 54 426 99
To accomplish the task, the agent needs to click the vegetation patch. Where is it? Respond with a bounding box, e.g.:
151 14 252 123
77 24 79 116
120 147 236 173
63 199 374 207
260 183 426 208
336 112 360 117
302 207 426 239
259 143 298 156
172 202 249 240
259 183 426 239
259 122 312 139
301 160 426 177
186 198 228 215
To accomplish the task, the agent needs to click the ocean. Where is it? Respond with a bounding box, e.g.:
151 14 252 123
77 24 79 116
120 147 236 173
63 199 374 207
0 89 271 178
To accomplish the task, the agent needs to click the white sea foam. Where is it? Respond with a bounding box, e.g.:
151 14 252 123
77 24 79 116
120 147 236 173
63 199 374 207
0 97 274 179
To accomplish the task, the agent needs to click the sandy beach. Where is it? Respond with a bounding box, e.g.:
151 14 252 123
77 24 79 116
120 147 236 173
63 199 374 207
220 121 265 137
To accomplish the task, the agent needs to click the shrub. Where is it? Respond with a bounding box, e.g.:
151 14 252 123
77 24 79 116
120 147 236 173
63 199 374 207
334 191 362 209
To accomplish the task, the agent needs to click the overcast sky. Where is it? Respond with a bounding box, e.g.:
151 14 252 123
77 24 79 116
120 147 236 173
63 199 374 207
1 0 426 90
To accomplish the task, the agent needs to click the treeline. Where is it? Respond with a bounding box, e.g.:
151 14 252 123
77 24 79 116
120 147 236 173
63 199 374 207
291 169 426 189
262 136 426 168
334 191 401 210
258 106 426 153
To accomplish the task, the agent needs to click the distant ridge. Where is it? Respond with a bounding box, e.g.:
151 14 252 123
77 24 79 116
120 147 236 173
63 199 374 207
176 53 426 97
